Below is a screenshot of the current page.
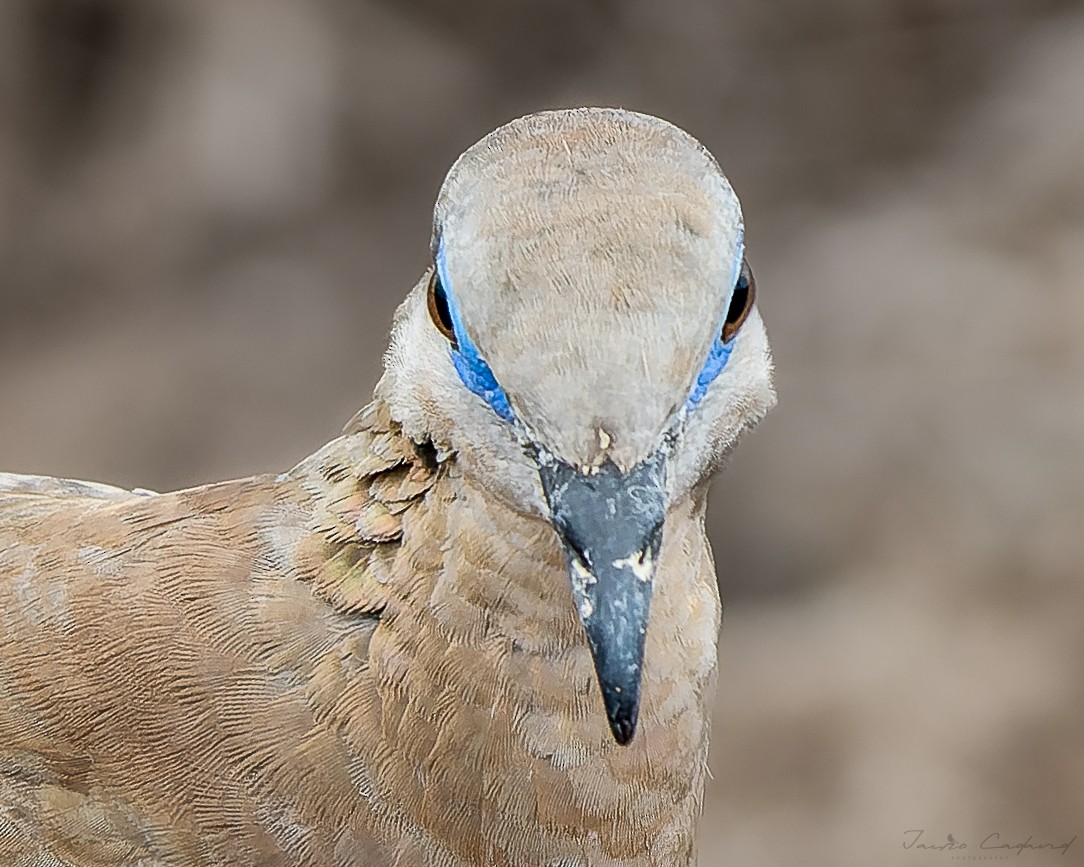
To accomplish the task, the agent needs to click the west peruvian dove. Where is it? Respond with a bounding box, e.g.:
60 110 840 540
0 107 775 866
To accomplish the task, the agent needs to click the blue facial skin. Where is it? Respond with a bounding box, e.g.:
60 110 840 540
435 233 745 423
684 232 745 412
684 332 735 410
435 243 515 422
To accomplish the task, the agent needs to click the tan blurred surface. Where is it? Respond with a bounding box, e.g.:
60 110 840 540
1 1 1082 864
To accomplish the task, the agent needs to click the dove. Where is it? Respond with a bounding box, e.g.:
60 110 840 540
0 107 775 866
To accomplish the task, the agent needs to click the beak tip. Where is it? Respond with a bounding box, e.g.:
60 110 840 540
609 713 638 746
600 683 641 746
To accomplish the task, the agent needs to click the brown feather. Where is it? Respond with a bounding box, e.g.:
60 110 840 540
0 107 774 866
0 402 720 865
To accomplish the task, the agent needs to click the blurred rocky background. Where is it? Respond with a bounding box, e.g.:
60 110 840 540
1 1 1082 864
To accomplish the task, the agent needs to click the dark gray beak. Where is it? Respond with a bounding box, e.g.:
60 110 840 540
537 450 667 745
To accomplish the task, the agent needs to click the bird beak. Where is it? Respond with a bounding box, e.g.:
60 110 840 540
536 450 667 745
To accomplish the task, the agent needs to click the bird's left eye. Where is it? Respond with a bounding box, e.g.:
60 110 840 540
721 259 756 343
426 268 458 348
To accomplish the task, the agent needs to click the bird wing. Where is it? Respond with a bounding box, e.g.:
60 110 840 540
0 474 158 500
0 402 437 865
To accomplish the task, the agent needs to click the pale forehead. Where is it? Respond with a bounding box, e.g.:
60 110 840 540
435 109 739 249
432 108 744 466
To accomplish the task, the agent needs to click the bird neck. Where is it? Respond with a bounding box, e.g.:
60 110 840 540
359 457 721 864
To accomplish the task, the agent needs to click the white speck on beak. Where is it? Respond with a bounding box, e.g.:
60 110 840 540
569 557 597 619
612 547 654 583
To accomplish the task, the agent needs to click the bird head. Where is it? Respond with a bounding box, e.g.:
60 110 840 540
382 107 775 745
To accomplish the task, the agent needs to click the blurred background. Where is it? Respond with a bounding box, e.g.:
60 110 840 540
1 0 1082 863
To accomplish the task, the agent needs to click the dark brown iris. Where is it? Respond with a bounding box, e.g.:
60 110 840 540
426 268 458 348
722 259 756 343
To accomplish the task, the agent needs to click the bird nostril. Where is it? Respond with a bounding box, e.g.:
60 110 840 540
552 513 593 570
565 536 592 570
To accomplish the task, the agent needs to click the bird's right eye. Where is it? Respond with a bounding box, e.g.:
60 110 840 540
427 269 458 348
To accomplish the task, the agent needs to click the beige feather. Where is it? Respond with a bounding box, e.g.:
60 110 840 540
0 108 773 866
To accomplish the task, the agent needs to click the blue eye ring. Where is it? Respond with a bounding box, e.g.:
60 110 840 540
684 238 750 410
432 244 516 423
